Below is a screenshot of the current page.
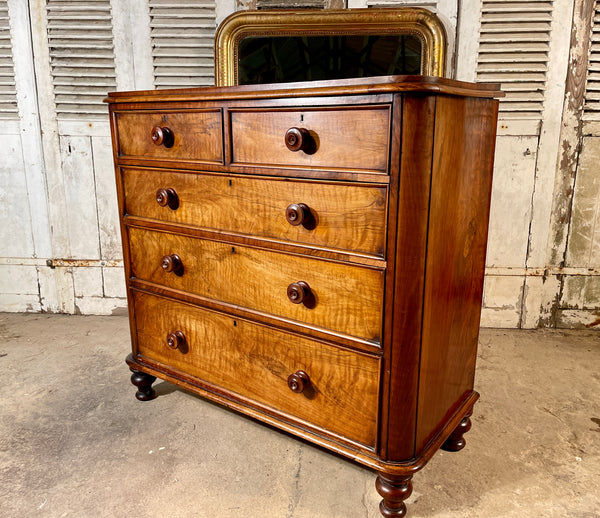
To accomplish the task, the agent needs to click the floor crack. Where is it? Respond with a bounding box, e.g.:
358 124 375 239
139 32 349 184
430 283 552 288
286 444 303 518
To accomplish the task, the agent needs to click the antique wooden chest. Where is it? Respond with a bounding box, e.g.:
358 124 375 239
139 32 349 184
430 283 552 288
106 75 501 516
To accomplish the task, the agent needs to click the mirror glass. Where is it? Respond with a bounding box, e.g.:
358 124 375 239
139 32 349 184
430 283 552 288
238 34 422 85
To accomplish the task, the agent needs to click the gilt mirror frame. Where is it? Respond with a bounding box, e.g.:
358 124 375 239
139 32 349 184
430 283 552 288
214 8 448 87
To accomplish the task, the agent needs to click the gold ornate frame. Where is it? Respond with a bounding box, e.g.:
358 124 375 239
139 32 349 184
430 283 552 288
214 8 447 87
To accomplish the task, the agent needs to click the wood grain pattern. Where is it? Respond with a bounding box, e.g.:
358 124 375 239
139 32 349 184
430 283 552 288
415 95 499 451
133 290 381 447
123 168 388 257
116 110 223 163
385 93 437 461
128 226 385 342
230 106 390 173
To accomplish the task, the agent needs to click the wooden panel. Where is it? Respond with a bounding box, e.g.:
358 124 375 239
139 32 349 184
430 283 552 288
416 95 499 451
128 227 385 342
123 168 387 257
385 93 436 461
60 135 100 259
116 109 223 163
230 106 390 173
133 291 380 447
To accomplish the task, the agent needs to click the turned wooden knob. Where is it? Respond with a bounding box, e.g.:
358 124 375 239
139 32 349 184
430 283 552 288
287 281 310 304
287 370 310 393
151 126 174 147
166 330 186 350
284 127 311 152
285 203 310 226
156 188 179 210
161 254 183 276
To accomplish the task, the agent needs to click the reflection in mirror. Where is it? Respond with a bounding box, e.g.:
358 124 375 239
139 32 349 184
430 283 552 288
238 35 422 85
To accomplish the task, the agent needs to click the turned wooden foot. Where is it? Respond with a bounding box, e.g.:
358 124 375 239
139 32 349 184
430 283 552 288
375 472 413 517
130 369 157 401
441 414 472 452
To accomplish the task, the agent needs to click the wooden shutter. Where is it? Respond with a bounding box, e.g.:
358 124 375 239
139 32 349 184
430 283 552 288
149 0 217 88
584 1 600 119
0 0 17 118
46 0 116 118
476 0 553 122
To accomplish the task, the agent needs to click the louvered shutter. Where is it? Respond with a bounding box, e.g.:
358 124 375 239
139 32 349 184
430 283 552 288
149 0 217 88
0 0 17 118
584 1 600 119
476 0 552 122
46 0 116 118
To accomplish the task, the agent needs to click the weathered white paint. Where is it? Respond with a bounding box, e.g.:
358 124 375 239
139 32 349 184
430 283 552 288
566 136 600 267
92 136 122 260
73 267 104 298
454 0 481 82
522 0 576 327
216 0 237 25
8 0 51 259
103 266 127 299
480 275 523 328
128 0 154 90
0 133 34 257
486 136 538 268
59 136 102 259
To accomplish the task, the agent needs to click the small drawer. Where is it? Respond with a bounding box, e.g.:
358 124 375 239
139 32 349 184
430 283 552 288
128 227 384 343
123 168 388 257
230 106 390 173
116 110 223 164
133 291 380 447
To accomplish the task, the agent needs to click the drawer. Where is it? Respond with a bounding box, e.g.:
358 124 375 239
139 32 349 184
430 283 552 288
123 168 387 257
128 227 384 343
115 110 223 163
133 291 380 447
230 106 390 173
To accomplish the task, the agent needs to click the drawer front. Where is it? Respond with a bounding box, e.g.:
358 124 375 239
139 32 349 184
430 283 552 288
123 168 387 257
133 291 380 447
230 107 390 173
116 110 223 163
129 227 384 343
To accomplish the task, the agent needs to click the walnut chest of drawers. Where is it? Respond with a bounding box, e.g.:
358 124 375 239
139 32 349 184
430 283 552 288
106 75 501 517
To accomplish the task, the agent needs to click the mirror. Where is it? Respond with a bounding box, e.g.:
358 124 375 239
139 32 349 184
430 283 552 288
215 8 447 87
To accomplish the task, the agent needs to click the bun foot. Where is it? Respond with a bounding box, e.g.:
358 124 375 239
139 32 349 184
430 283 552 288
130 369 157 401
375 472 413 517
441 414 472 452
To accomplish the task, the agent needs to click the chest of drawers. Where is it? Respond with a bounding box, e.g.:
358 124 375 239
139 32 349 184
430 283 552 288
107 75 501 517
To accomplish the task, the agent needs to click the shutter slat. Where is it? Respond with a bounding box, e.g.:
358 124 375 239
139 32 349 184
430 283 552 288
149 0 216 89
47 0 116 119
476 0 552 121
584 3 600 118
0 1 18 118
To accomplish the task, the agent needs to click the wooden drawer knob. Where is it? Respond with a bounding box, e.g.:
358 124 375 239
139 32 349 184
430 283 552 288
285 203 310 226
156 188 179 210
287 370 310 393
166 330 186 350
287 281 310 305
151 126 174 148
161 254 183 276
284 127 314 153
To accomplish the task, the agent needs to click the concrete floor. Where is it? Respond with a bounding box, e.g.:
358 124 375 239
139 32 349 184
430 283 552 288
0 314 598 518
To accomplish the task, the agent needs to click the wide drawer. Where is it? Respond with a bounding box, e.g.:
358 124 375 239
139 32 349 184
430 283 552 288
132 291 380 447
123 168 387 257
128 227 384 343
230 106 390 173
115 110 223 163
